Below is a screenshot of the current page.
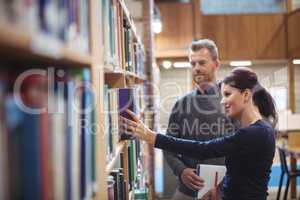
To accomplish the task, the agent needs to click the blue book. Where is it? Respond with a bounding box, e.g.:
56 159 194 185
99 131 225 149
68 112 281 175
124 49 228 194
5 95 41 200
80 69 93 199
66 78 75 200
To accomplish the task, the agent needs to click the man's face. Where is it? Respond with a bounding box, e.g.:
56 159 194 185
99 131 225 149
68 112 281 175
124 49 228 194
190 48 219 85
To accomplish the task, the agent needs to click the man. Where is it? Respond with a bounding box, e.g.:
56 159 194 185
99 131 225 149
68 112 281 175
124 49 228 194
164 39 236 200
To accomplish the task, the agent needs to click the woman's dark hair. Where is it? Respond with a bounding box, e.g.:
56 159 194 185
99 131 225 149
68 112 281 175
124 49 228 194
222 67 278 127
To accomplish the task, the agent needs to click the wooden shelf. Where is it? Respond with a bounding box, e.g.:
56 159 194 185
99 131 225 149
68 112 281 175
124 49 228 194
105 69 126 88
103 64 124 74
0 0 150 199
125 71 146 84
105 141 127 173
60 47 92 66
0 22 91 67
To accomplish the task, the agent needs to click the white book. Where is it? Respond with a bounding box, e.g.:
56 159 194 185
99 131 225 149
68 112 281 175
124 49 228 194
50 91 66 200
197 164 226 199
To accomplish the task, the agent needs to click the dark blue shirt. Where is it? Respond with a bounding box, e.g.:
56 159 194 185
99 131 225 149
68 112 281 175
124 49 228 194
155 119 275 200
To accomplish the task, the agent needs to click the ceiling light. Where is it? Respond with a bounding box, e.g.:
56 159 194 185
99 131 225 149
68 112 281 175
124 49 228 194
293 59 300 65
230 61 252 67
153 18 162 34
173 62 190 68
153 5 162 34
162 61 172 69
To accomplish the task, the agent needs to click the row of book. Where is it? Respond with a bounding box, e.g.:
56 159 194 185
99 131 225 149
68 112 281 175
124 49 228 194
102 0 144 76
107 156 149 200
104 85 145 161
103 84 149 198
0 67 96 200
0 0 90 53
108 168 126 200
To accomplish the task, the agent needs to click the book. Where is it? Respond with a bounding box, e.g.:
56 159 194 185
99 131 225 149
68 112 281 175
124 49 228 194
0 0 89 53
108 88 120 156
134 188 149 200
118 88 137 140
110 169 121 200
0 67 96 200
0 79 8 200
196 164 226 199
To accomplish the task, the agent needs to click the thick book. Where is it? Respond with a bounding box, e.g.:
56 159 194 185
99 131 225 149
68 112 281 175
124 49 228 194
118 88 137 140
196 164 226 199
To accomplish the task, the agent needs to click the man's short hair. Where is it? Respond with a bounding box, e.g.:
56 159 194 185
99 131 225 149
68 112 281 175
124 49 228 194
189 39 219 61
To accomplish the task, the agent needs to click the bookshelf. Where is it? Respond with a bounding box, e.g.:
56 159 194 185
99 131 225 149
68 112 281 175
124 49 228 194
0 22 91 67
0 0 151 200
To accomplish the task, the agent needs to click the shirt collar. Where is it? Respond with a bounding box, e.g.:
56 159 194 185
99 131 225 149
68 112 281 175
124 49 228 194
195 83 219 95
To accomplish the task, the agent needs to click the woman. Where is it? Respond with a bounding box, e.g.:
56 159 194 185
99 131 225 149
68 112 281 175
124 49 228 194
120 67 277 200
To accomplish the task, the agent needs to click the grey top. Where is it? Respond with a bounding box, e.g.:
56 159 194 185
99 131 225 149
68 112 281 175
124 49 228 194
163 84 237 197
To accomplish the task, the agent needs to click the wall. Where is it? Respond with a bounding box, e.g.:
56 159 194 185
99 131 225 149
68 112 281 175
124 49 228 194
158 67 192 198
155 2 194 58
156 0 287 60
296 65 300 113
159 63 291 130
288 10 300 58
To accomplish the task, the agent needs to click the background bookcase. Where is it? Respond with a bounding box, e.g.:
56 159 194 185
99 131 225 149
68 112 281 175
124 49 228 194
0 0 152 200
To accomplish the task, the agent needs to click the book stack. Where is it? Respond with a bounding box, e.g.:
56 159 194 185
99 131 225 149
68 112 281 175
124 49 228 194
0 67 96 200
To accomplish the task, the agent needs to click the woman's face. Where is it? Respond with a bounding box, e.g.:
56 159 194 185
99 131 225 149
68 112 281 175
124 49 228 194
220 83 246 119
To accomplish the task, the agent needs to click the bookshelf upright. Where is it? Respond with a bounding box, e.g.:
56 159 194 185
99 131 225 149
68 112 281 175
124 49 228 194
0 0 151 200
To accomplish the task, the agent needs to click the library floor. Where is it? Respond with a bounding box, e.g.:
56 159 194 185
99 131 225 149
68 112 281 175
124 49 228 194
158 189 299 200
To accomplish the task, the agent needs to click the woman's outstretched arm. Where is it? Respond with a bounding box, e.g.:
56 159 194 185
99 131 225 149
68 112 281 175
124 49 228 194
120 110 265 160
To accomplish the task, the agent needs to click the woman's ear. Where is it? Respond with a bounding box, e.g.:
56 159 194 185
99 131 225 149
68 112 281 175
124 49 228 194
243 89 252 103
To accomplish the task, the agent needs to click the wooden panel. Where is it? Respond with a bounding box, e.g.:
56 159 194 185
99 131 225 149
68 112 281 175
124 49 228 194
256 14 286 59
104 72 126 88
288 10 300 58
226 15 257 60
288 59 296 113
156 0 288 60
200 15 228 60
156 2 194 55
155 49 188 58
0 22 92 67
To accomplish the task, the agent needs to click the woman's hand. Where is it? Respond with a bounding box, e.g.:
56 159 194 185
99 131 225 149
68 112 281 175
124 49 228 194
119 109 157 145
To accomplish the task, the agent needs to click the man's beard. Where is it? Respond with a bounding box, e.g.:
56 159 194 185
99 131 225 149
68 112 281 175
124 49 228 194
193 74 209 84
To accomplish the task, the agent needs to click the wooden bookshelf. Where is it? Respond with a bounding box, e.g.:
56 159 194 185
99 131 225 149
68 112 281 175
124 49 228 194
104 70 145 87
0 0 150 200
0 22 91 68
125 71 146 84
105 71 126 88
